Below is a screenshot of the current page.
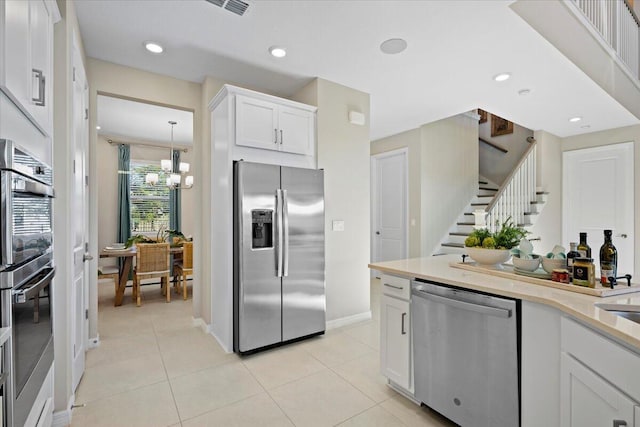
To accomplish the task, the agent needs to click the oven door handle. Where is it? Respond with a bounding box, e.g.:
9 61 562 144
13 266 55 304
13 179 54 198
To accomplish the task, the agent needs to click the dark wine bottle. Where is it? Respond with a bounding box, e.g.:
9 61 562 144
566 242 580 283
577 232 592 258
599 229 618 285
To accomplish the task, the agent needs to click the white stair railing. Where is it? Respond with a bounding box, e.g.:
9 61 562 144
571 0 640 79
485 142 537 232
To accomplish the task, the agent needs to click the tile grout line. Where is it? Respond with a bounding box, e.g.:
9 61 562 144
152 306 183 424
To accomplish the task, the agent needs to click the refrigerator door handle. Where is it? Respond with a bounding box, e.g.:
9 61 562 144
282 189 289 277
276 189 284 277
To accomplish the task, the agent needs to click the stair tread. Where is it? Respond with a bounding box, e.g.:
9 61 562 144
471 203 489 206
442 243 464 248
524 212 539 215
457 222 475 225
479 187 498 191
450 232 470 236
476 194 494 198
536 191 549 195
478 180 488 185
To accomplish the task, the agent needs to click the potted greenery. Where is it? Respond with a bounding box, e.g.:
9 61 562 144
464 218 528 268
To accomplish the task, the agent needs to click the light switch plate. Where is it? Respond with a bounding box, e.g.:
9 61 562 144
332 220 345 231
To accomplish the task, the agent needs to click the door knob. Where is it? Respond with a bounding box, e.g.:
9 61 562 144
616 233 628 239
83 253 94 262
376 231 380 235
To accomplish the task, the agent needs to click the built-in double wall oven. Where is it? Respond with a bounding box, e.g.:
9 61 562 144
0 140 55 427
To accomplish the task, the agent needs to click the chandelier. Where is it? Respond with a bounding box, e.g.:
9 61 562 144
145 120 193 189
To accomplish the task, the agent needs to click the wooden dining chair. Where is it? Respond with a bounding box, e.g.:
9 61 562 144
133 243 170 306
174 241 193 300
98 265 120 292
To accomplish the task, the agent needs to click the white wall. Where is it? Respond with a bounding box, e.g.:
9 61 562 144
293 78 372 324
420 114 479 256
95 135 195 259
562 124 640 276
528 130 562 255
371 129 422 258
479 116 534 186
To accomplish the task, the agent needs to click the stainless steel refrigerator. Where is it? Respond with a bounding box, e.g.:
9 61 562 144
233 161 325 354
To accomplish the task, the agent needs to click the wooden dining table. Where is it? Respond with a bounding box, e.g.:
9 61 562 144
100 246 183 306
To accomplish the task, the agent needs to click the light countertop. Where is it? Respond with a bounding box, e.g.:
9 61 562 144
370 255 640 352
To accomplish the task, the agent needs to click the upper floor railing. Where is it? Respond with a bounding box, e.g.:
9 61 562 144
570 0 640 79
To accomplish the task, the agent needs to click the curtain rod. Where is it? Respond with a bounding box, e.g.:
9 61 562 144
106 138 189 153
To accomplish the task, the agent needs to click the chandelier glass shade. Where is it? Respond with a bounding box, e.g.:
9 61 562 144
145 120 193 189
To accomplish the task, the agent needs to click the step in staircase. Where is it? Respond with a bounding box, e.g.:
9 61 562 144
436 178 547 255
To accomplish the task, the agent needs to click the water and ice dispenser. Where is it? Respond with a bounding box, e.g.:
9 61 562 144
251 210 273 249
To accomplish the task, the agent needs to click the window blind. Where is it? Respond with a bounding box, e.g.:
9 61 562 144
129 161 170 233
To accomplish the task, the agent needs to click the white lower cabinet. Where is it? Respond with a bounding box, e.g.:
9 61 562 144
561 352 639 427
380 274 412 393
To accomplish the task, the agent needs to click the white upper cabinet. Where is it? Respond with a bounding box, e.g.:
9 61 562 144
1 0 56 137
231 87 316 157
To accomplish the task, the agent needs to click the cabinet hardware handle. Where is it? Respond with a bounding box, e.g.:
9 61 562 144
32 69 46 106
401 312 407 335
280 129 283 144
274 129 278 144
613 421 627 427
384 283 403 290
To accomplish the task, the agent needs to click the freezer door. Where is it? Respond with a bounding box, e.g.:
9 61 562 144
234 162 282 352
281 166 325 341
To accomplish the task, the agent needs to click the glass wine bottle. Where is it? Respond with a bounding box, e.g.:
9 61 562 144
577 232 591 258
599 230 617 285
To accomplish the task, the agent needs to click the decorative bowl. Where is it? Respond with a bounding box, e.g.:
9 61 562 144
466 247 512 268
541 257 567 274
110 243 125 249
512 254 541 272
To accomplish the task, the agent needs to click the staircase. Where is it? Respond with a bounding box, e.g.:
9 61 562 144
436 142 546 255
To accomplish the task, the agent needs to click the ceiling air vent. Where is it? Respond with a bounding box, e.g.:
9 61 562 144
205 0 250 16
225 0 249 16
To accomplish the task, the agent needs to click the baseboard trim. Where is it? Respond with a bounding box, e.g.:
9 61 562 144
388 381 420 405
326 311 372 330
52 394 74 427
210 328 233 354
192 317 211 334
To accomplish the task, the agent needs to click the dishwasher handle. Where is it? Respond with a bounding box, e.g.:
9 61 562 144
413 288 512 318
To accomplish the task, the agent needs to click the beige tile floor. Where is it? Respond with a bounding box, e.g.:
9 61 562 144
70 278 456 427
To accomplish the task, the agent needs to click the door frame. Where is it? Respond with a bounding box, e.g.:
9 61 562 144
371 148 409 277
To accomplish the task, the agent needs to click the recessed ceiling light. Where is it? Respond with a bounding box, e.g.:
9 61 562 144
518 89 531 96
380 38 408 55
96 126 101 130
269 46 287 58
493 73 511 82
144 42 164 54
569 116 582 122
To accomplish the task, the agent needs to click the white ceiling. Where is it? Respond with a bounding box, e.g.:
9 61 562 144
97 95 193 146
76 0 640 141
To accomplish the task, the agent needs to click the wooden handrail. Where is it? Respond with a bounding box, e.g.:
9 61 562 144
485 141 537 213
479 137 508 154
623 0 640 28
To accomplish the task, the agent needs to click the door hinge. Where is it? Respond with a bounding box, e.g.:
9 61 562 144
85 242 89 252
85 175 89 186
73 159 76 173
84 108 88 120
73 67 76 82
85 309 89 320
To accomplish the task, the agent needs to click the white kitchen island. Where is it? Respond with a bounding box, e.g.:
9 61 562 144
370 254 640 427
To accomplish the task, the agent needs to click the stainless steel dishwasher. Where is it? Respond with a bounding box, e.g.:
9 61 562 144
411 279 519 427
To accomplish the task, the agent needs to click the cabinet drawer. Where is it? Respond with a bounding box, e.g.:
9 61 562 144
561 316 640 403
381 274 410 300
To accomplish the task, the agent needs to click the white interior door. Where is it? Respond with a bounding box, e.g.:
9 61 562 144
563 142 634 278
372 149 408 274
71 36 89 392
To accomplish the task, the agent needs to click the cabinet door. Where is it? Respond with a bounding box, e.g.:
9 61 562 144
28 0 52 135
278 105 314 156
235 94 279 150
561 352 638 427
2 0 30 108
380 295 411 390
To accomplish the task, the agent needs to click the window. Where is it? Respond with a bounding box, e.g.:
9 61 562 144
130 160 170 233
